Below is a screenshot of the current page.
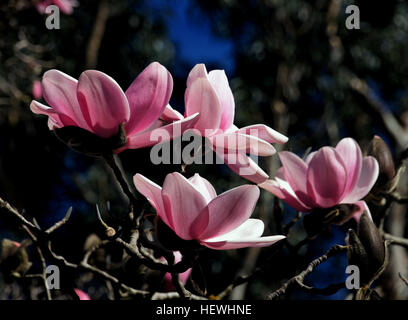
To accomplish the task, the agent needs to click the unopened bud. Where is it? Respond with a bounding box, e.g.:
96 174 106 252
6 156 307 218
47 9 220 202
367 135 395 191
346 212 386 287
357 212 386 275
0 239 32 282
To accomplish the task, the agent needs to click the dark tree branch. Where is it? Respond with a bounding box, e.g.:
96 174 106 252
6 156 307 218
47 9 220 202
268 245 348 300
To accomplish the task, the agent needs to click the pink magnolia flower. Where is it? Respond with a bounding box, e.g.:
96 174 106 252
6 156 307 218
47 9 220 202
36 0 77 15
30 62 198 150
32 80 42 99
74 288 91 300
163 251 192 291
133 172 285 250
183 64 288 184
259 138 379 214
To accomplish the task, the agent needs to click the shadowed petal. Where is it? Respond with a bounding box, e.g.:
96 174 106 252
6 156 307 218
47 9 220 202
122 113 199 151
77 70 130 138
133 174 171 228
161 104 183 122
341 156 379 203
306 147 348 207
185 77 222 134
259 177 312 212
197 185 260 240
279 151 315 207
336 138 363 195
42 69 90 130
54 0 75 14
186 64 208 87
216 150 269 184
349 200 373 223
125 62 173 136
188 173 217 203
208 70 235 131
30 100 77 129
162 173 208 240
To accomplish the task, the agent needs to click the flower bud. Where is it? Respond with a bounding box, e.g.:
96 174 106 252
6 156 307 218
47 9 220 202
0 239 32 282
367 135 395 191
346 212 386 287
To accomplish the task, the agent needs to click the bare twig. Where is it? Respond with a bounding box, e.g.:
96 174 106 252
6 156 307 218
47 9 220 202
103 153 139 213
45 207 72 234
268 245 348 300
86 0 110 68
384 233 408 248
399 273 408 287
0 197 38 230
21 225 51 300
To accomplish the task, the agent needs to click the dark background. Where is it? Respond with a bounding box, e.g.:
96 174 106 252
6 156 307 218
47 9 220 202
0 0 407 299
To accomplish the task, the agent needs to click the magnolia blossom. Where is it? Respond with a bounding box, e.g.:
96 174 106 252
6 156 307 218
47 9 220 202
74 288 91 300
32 80 42 99
133 172 285 250
259 138 379 215
36 0 77 15
30 62 198 150
163 251 192 291
183 64 288 184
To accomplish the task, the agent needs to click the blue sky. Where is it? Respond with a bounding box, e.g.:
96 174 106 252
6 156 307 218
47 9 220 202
145 0 235 73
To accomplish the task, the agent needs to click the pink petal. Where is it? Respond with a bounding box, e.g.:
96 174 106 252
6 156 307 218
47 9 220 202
305 151 317 164
306 147 348 208
350 201 373 223
53 0 75 14
188 173 217 203
125 62 173 136
201 219 285 250
186 64 208 87
32 80 42 99
74 289 91 300
122 113 199 150
259 178 312 212
341 156 379 203
30 100 77 129
216 150 269 184
163 251 192 291
77 70 130 138
279 151 315 207
197 185 260 240
42 70 90 130
209 132 276 156
207 70 235 131
237 124 288 144
161 173 209 240
335 138 363 195
185 77 222 135
133 174 172 228
161 104 183 122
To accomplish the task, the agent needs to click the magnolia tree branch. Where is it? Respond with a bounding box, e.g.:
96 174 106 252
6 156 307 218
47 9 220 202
21 224 51 300
399 273 408 287
103 153 138 205
384 233 408 248
267 245 348 300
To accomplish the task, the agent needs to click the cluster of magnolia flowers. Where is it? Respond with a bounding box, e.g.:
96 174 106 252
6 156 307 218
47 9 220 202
30 62 380 254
